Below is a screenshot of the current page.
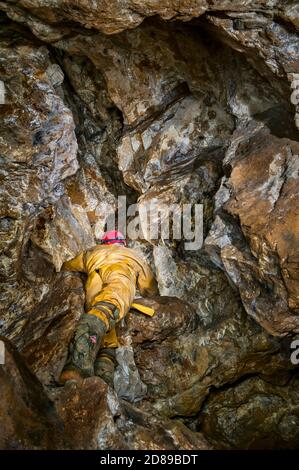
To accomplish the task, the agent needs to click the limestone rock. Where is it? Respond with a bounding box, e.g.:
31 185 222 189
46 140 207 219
116 297 293 417
206 121 299 336
0 0 299 451
0 37 78 282
203 10 299 128
0 338 64 449
0 1 295 36
200 374 299 449
2 272 85 387
114 344 148 403
51 377 211 450
0 336 211 450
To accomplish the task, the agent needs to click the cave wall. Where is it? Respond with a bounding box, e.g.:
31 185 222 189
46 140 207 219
0 0 299 450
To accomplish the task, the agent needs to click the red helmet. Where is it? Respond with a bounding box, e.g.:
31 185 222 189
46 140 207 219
101 230 126 246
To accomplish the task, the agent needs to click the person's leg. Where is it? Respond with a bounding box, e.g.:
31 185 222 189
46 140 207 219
60 264 133 385
95 328 118 386
59 302 119 385
89 266 135 386
94 348 116 387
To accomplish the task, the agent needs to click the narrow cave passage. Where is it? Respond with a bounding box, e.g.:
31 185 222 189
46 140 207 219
0 2 299 450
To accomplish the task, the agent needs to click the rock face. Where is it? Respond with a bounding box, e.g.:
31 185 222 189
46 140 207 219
0 0 299 450
0 338 64 449
200 374 299 450
206 122 299 336
0 337 211 450
51 377 211 450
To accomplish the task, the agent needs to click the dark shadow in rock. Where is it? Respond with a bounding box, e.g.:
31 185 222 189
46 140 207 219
0 338 65 449
253 105 299 140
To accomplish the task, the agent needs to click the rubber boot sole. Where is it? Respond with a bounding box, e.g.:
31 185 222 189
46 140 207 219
59 368 84 386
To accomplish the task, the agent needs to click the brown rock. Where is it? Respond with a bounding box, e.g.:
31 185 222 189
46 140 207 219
206 122 299 336
0 0 299 451
0 1 293 36
0 36 78 282
1 271 85 386
116 296 293 418
51 377 211 450
200 374 299 449
0 338 64 449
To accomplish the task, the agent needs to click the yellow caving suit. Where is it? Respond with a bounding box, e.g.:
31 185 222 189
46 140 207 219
62 244 158 349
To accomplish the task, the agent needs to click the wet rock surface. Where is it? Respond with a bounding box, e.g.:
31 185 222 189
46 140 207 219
0 338 64 449
200 373 299 449
205 121 299 336
0 0 299 450
51 376 211 450
0 336 212 450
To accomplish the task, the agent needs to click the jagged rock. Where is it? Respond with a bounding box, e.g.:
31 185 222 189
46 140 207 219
51 377 125 450
206 121 299 336
58 54 125 243
30 197 94 271
117 93 230 194
116 297 294 417
153 246 241 321
200 374 299 449
0 338 64 449
0 0 299 450
6 272 84 387
0 36 78 283
114 344 148 403
0 297 294 450
205 10 299 82
203 10 299 129
0 1 295 36
114 399 211 450
51 377 211 450
0 337 211 450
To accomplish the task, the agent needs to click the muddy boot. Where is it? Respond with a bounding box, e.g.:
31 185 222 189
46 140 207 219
94 348 116 388
59 314 107 385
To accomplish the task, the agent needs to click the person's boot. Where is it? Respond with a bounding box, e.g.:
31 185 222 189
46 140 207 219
94 348 116 388
59 314 107 385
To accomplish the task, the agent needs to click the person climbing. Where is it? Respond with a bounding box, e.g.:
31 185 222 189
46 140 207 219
59 230 158 386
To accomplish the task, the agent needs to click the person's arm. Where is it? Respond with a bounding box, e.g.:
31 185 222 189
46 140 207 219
61 252 85 272
137 262 159 298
